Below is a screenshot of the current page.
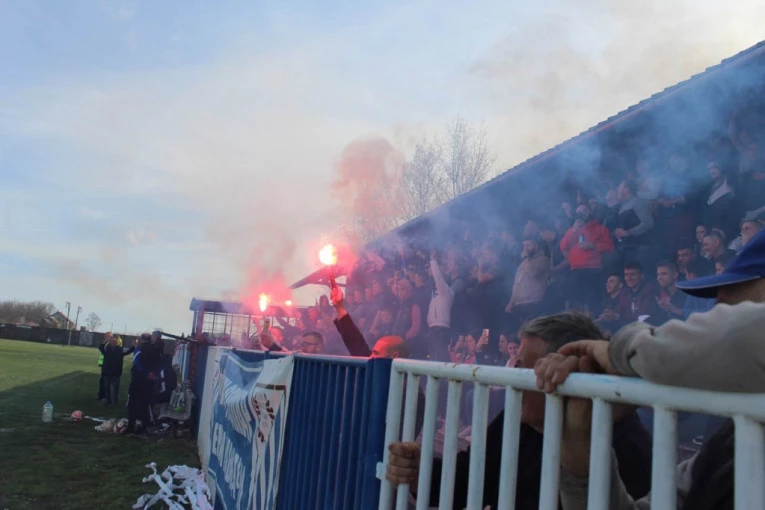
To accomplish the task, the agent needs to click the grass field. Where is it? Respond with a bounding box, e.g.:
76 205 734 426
0 339 199 510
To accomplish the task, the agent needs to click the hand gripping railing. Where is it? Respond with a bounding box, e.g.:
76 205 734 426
376 359 765 510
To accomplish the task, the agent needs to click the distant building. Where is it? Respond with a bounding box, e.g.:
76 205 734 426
42 311 75 330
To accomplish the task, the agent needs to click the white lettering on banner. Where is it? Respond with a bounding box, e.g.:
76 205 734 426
211 422 246 506
223 378 255 442
204 352 295 510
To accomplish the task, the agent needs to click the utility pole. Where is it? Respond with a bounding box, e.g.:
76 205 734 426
70 306 81 346
65 302 71 346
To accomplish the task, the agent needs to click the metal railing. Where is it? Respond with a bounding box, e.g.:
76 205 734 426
377 359 765 510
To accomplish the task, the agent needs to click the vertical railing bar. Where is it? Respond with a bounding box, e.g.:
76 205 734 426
466 383 490 510
415 375 441 510
308 361 330 507
538 394 564 510
586 398 613 510
651 407 678 510
437 380 463 510
378 366 406 510
734 415 765 510
396 373 421 510
496 388 522 510
296 361 317 508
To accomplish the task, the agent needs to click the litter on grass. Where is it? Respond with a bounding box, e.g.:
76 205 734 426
133 462 212 510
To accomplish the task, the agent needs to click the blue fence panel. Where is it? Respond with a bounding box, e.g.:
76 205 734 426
275 356 392 510
190 343 209 435
189 347 392 510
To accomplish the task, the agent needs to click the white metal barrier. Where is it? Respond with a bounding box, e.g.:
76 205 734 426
376 359 765 510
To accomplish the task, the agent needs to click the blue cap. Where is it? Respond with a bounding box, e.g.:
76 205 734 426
677 228 765 298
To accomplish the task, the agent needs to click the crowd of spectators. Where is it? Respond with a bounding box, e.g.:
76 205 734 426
325 106 765 368
238 105 765 373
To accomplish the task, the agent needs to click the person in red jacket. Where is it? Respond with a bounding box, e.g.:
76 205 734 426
560 203 615 312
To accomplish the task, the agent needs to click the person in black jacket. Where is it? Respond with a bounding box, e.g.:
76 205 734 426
386 311 653 510
99 335 135 405
123 333 162 435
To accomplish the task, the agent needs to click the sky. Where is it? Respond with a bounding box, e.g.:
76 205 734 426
2 0 765 334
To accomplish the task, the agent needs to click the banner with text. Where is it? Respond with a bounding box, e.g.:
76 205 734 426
206 352 294 510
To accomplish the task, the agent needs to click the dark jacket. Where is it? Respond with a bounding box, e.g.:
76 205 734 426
153 356 178 404
615 283 660 324
334 313 426 437
425 412 652 510
99 343 134 377
132 341 162 378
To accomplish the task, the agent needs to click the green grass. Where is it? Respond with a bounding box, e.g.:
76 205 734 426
0 339 200 510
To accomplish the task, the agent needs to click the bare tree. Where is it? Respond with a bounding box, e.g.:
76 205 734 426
439 117 496 201
339 118 496 243
399 137 444 221
85 313 102 332
395 117 496 223
0 300 55 325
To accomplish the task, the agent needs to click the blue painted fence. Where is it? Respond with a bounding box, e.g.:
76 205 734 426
190 344 392 510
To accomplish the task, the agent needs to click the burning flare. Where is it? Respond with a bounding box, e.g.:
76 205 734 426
259 293 269 313
285 299 293 307
319 244 338 266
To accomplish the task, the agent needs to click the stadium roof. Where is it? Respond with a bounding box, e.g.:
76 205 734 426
189 297 306 315
292 40 765 289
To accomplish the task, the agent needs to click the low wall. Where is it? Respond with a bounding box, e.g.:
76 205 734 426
0 323 139 347
0 324 179 354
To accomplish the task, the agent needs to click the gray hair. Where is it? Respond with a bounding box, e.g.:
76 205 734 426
518 311 605 352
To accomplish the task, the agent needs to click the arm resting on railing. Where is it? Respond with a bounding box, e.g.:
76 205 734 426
609 301 765 393
560 450 695 510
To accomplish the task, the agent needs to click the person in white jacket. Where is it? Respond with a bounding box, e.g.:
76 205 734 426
533 228 765 510
426 251 459 362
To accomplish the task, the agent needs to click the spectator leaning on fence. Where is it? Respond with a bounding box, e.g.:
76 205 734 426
385 312 653 510
533 228 765 510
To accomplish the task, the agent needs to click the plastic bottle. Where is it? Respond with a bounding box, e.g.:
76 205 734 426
42 401 53 423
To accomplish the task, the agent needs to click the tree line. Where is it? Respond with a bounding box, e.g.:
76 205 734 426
0 300 102 331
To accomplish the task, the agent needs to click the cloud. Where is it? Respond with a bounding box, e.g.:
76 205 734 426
465 0 765 166
126 228 156 246
78 206 105 220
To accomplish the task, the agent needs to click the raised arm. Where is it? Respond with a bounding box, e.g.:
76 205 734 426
430 256 451 298
331 287 372 357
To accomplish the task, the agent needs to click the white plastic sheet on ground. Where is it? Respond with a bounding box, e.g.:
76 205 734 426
133 462 212 510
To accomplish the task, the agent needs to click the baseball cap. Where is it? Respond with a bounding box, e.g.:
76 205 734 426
677 228 765 298
741 209 765 225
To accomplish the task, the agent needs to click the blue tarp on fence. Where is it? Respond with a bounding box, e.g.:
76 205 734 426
191 344 392 510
